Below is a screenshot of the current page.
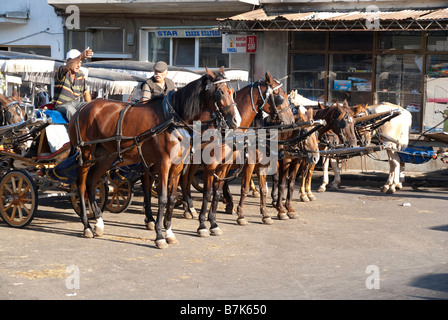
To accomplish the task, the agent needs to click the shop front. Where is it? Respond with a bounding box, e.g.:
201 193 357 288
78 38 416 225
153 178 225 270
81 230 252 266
219 8 448 135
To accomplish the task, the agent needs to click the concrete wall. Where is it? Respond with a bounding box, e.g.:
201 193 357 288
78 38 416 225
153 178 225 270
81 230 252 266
0 0 64 59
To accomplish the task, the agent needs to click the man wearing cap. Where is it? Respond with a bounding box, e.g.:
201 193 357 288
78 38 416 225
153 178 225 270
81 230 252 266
53 47 93 121
141 61 175 102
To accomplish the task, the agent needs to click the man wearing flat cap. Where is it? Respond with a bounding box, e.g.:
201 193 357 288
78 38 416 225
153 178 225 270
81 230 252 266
53 47 93 121
141 61 175 102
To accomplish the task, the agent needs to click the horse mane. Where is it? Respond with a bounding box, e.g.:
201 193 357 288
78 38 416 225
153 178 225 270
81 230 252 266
171 70 225 123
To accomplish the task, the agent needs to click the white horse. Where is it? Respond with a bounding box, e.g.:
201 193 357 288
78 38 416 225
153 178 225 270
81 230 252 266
319 102 412 194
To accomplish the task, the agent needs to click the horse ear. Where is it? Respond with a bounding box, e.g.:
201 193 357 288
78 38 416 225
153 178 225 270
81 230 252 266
318 102 325 109
306 106 314 120
265 71 272 82
219 66 226 77
205 67 215 79
12 88 19 100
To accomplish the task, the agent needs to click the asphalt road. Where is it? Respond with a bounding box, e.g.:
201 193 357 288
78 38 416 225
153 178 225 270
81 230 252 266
1 171 447 303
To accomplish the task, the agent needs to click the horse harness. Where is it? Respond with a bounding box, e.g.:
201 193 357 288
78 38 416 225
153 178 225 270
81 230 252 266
0 100 25 126
73 77 235 173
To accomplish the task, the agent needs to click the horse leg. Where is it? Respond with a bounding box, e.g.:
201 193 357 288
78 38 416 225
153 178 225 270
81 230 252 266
250 178 260 198
276 159 289 217
299 161 310 202
164 164 183 245
381 149 397 193
235 163 254 226
180 163 199 219
257 169 273 225
141 170 155 230
305 163 317 201
207 178 224 236
318 155 330 192
285 161 300 219
328 158 341 191
270 167 279 206
197 167 214 237
77 162 94 238
222 180 235 214
154 160 169 249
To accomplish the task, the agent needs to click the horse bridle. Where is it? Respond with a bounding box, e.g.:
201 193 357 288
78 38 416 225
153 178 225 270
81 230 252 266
250 80 290 122
206 78 237 128
0 100 25 126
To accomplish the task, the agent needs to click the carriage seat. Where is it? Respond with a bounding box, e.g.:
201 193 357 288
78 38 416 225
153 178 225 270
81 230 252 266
34 142 71 161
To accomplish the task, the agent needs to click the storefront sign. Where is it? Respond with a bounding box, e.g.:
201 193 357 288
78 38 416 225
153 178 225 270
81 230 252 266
222 34 257 54
156 29 221 38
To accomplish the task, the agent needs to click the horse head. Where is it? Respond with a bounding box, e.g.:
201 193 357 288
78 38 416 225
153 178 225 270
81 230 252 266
257 71 294 125
0 93 26 126
297 107 320 165
333 102 357 148
204 67 241 129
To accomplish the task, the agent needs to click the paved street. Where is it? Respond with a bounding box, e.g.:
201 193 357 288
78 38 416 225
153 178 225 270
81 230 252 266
0 170 447 302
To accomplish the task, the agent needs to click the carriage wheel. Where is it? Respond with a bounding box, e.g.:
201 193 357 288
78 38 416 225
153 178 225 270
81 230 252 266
105 174 134 214
0 170 38 228
70 180 108 219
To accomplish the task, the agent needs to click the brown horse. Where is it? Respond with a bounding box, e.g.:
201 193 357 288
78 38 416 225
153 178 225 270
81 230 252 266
181 72 294 237
297 102 357 202
272 106 321 219
68 67 240 249
198 72 294 236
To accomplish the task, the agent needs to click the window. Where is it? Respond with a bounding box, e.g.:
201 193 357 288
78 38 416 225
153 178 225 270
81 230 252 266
375 54 423 132
329 54 373 105
142 29 228 69
378 32 421 50
427 31 448 52
199 37 228 68
290 54 325 101
329 32 373 51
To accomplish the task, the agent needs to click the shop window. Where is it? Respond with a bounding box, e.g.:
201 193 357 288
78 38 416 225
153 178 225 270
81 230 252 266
427 31 448 52
290 54 325 101
147 33 170 64
424 54 448 132
144 30 228 69
375 54 423 132
199 37 228 68
328 54 372 105
173 38 195 67
290 32 326 51
378 32 421 50
329 32 373 51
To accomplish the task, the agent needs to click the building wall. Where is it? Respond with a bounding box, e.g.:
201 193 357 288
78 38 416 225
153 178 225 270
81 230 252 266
0 0 64 59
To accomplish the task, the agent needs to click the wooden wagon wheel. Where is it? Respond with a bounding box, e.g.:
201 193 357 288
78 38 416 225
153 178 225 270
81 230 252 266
69 180 108 219
0 170 38 228
105 172 134 214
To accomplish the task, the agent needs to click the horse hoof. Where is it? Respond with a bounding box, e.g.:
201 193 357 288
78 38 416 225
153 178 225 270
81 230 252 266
300 195 310 202
146 221 155 230
210 227 223 236
190 208 198 219
237 217 248 226
287 212 299 219
252 190 260 198
166 236 178 245
308 194 317 201
184 212 193 219
94 226 104 237
262 217 274 225
83 228 94 238
198 229 210 237
277 207 287 214
386 187 395 194
317 186 326 192
277 213 289 220
155 239 169 249
380 186 388 193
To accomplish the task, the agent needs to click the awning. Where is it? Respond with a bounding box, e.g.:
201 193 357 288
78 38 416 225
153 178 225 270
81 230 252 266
218 7 448 32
